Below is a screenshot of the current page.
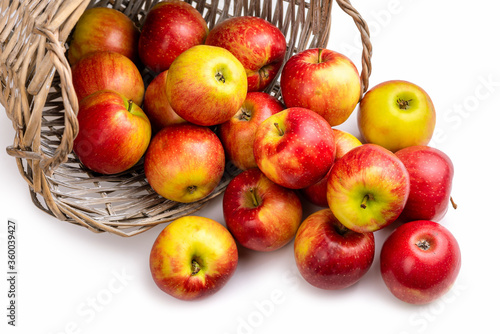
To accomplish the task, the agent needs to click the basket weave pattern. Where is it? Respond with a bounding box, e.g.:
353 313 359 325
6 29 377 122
0 0 371 236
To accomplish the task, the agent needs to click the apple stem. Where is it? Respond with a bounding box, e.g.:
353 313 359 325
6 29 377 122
360 194 373 209
249 188 260 207
191 259 201 276
127 100 133 112
274 122 284 136
396 98 412 110
334 223 349 236
450 196 458 209
317 48 323 63
215 71 226 84
416 239 431 251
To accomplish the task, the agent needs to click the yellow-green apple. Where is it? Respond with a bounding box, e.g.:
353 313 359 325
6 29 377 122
166 45 247 126
280 48 361 126
395 146 454 222
67 7 140 66
358 80 436 152
222 168 302 252
144 123 225 203
150 216 238 301
72 51 145 105
300 129 362 207
380 220 461 304
205 16 287 92
253 107 336 189
138 0 208 72
73 90 151 175
327 144 410 233
143 70 186 133
294 209 375 290
219 92 285 170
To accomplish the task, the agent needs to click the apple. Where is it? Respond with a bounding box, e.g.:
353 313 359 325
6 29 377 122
144 123 225 203
395 145 455 222
300 129 362 207
219 92 285 170
222 168 302 252
166 45 247 126
205 16 287 92
143 70 186 133
380 220 461 304
67 7 140 66
138 0 208 72
280 48 361 126
326 144 410 233
253 107 336 189
73 90 151 175
294 209 375 290
150 215 238 301
72 51 145 105
358 80 436 152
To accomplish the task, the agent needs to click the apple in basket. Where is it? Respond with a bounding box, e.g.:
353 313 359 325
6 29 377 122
150 216 238 301
222 168 302 252
139 0 208 73
73 90 151 175
67 7 140 65
219 92 285 171
144 123 225 203
280 48 361 126
205 15 287 92
358 80 436 152
166 45 248 126
71 51 145 105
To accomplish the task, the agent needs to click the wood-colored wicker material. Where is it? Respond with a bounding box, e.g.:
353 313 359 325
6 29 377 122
0 0 372 237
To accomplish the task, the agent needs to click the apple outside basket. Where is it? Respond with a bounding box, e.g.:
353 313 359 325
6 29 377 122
0 0 372 237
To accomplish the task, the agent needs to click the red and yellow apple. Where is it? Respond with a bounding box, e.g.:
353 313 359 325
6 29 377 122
294 209 375 290
73 90 151 175
144 123 225 203
358 80 436 152
205 16 287 92
219 92 285 170
139 0 208 72
166 45 248 126
327 144 410 232
71 51 145 105
253 107 336 189
222 168 302 252
150 216 238 301
67 7 140 65
143 70 186 133
280 48 361 126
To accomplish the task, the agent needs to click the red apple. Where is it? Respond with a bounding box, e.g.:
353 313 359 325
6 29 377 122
150 216 238 301
73 90 151 175
67 7 140 65
219 92 285 170
143 70 186 133
395 145 455 222
358 80 436 152
72 51 145 105
327 144 410 232
222 168 302 252
166 45 247 126
138 0 208 72
294 209 375 290
253 107 336 189
280 48 361 126
300 129 362 207
144 123 225 203
380 220 461 304
205 16 287 92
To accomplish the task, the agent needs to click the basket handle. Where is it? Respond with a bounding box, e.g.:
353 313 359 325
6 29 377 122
336 0 372 98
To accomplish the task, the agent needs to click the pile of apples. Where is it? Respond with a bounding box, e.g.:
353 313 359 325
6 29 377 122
67 1 461 305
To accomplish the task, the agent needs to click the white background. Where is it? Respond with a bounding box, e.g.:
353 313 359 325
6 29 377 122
2 0 499 333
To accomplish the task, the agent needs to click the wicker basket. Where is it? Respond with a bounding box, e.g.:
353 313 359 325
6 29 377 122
0 0 372 237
